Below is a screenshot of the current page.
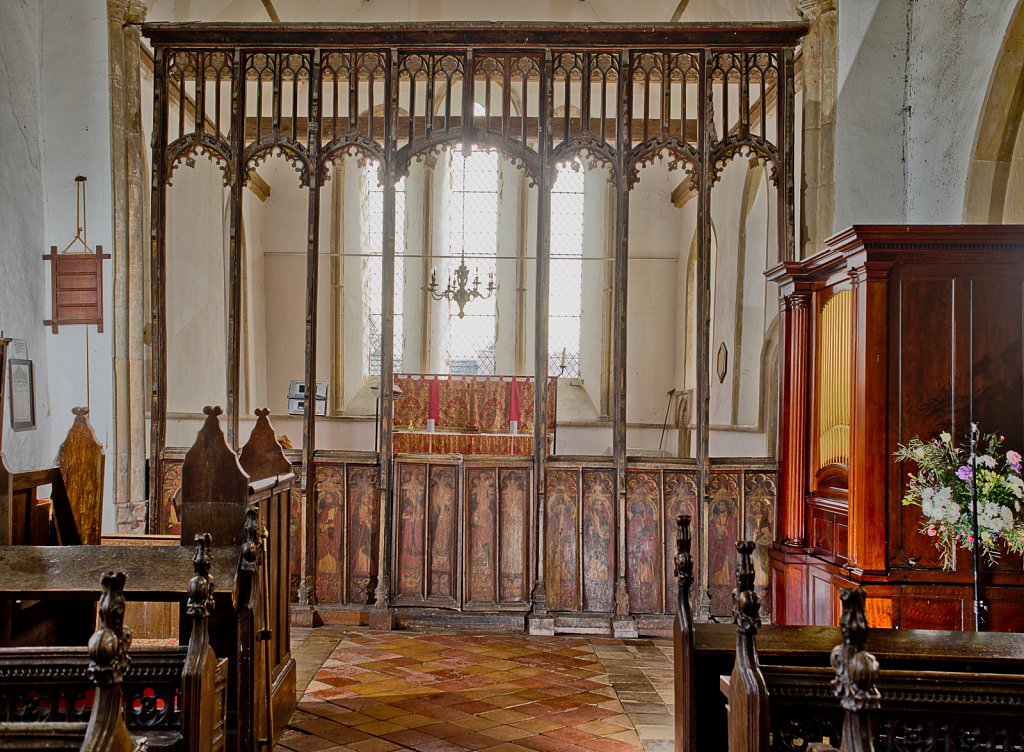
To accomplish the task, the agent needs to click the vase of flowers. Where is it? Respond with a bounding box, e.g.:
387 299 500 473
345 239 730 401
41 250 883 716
894 425 1024 570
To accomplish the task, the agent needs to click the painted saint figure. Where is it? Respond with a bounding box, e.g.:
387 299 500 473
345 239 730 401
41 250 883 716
429 470 455 597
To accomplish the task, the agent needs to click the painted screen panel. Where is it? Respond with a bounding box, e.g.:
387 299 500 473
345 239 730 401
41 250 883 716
466 468 498 604
499 468 530 603
545 469 580 612
664 470 699 615
581 469 615 613
346 465 380 605
428 465 458 600
396 463 427 597
626 471 663 614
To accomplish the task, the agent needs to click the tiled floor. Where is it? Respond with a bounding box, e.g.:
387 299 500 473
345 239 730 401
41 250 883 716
278 629 675 752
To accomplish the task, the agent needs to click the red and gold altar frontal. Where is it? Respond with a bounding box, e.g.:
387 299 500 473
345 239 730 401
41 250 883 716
393 375 556 456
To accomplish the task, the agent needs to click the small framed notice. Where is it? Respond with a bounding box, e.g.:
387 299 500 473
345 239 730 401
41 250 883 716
8 358 35 432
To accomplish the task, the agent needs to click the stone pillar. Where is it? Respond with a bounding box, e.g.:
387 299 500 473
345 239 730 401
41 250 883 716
107 0 148 532
798 0 838 258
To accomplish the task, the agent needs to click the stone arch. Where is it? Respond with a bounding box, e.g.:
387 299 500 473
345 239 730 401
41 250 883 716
964 0 1024 223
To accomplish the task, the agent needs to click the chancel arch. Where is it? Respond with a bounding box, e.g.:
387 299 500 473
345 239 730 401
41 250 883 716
964 0 1024 223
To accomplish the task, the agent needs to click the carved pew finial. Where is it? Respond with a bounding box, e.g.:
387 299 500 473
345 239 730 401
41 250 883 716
182 532 219 752
727 540 768 752
831 587 880 752
673 514 697 752
88 571 131 687
675 514 694 594
82 571 136 751
187 532 216 619
733 540 761 636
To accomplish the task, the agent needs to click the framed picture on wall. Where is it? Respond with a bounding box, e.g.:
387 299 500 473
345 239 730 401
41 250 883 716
8 358 35 432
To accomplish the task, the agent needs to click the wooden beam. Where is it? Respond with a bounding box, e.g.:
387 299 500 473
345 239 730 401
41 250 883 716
260 0 281 22
142 21 809 49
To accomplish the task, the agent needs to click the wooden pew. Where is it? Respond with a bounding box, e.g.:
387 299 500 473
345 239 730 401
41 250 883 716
0 408 104 647
0 406 295 751
672 519 1024 752
0 537 227 751
182 406 296 748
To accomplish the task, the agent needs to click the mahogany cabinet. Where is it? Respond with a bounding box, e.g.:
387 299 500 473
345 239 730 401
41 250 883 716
767 225 1024 631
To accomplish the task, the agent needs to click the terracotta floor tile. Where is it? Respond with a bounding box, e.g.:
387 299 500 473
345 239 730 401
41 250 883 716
381 729 438 748
509 718 564 735
346 739 405 752
482 725 534 742
515 735 572 752
447 733 504 751
452 716 502 732
281 629 671 752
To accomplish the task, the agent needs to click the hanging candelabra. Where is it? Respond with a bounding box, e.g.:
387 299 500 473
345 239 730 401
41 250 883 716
425 251 495 319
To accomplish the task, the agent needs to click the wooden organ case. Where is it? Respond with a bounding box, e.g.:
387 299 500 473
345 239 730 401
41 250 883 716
767 225 1024 632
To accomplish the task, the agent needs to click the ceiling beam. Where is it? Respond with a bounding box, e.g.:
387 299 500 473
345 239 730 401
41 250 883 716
260 0 280 22
670 0 691 22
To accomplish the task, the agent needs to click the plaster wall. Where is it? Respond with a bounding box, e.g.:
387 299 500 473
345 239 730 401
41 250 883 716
165 159 228 415
904 0 1018 223
0 0 52 471
627 160 684 436
832 0 1019 229
832 0 909 230
39 0 116 530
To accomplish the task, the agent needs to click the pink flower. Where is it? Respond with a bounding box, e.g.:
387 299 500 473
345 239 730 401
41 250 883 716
927 524 937 537
1008 450 1022 465
967 535 975 543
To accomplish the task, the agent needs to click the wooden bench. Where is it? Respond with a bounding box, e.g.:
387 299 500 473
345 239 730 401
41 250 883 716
0 536 226 751
0 408 105 647
671 515 1024 752
0 407 296 751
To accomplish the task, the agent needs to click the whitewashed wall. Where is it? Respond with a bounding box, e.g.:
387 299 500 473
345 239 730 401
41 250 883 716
833 0 1019 229
0 0 53 471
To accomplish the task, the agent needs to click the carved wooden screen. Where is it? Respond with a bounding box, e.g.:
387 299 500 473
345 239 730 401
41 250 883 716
144 22 803 624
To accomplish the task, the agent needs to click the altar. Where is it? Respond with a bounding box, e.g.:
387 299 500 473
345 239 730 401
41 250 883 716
392 374 556 456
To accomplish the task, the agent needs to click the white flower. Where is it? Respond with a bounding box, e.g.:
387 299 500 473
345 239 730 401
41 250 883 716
921 487 960 524
920 487 935 517
978 502 1015 534
976 454 997 468
1005 475 1024 499
940 432 952 444
914 448 926 460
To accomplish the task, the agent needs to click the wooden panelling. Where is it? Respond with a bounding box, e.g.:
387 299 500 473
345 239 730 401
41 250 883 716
545 468 581 612
427 465 458 603
345 465 380 605
581 470 615 613
705 472 741 618
771 226 1024 631
625 472 663 615
498 468 530 604
465 468 498 606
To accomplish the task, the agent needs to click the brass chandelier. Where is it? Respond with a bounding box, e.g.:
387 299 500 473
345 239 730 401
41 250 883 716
425 251 495 319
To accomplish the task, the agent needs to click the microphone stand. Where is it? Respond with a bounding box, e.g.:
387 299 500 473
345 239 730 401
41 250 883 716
969 423 984 631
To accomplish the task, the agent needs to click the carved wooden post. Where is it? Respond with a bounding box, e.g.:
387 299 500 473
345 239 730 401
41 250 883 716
234 506 263 751
728 540 768 752
831 587 880 752
673 515 697 752
82 571 135 752
183 533 218 752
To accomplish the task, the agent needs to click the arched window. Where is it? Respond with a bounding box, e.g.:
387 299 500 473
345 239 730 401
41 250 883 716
363 166 406 376
549 160 585 377
442 147 499 375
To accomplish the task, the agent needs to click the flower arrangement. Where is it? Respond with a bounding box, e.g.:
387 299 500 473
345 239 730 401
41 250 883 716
894 426 1024 569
